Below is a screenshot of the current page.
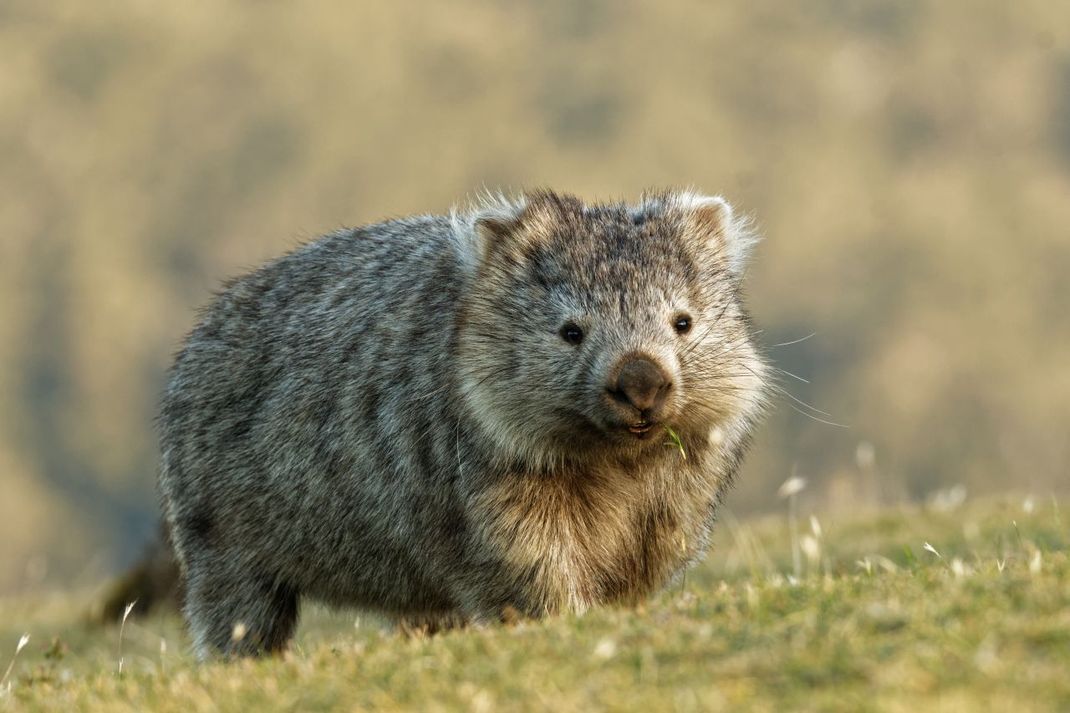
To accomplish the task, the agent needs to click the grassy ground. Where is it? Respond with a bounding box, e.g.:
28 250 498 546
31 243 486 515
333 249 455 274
1 494 1067 712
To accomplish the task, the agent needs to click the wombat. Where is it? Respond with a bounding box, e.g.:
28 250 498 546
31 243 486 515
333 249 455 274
159 190 768 658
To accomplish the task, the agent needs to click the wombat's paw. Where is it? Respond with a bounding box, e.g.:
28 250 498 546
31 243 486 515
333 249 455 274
183 559 299 659
396 612 469 638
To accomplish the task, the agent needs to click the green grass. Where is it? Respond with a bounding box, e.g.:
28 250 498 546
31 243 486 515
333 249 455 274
2 495 1067 711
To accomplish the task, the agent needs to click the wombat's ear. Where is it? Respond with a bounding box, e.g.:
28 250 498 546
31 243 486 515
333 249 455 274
473 214 522 256
679 193 757 276
456 192 540 266
451 193 530 273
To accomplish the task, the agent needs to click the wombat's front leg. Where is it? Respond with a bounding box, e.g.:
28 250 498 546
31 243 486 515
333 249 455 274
182 553 299 660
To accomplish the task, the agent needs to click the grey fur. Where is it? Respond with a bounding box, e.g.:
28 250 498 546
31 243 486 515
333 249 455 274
158 189 768 658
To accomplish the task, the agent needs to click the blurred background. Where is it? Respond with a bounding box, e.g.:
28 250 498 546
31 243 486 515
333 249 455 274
1 0 1067 595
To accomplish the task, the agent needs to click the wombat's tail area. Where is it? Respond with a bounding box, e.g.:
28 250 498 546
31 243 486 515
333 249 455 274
95 522 183 625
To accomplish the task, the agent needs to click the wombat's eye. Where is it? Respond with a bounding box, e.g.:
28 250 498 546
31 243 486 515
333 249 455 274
559 322 584 345
673 314 693 335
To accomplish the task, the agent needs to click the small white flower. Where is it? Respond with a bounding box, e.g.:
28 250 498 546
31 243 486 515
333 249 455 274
928 485 967 512
593 638 616 660
874 555 898 573
800 534 821 563
778 476 806 498
1029 551 1042 575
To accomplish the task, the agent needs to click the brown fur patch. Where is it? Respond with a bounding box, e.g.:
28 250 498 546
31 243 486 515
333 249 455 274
468 458 717 616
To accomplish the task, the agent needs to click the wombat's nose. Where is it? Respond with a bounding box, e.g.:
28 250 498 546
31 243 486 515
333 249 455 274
608 358 671 413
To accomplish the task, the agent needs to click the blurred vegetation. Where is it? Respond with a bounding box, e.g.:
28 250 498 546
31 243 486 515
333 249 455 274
0 0 1068 593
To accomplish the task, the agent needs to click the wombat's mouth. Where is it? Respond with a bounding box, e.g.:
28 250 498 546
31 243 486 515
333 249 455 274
626 420 657 438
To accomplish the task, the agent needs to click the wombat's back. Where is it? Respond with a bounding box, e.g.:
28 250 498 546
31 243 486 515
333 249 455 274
159 216 480 652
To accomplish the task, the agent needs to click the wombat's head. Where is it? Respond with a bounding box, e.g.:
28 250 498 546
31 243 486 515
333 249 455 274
454 190 767 469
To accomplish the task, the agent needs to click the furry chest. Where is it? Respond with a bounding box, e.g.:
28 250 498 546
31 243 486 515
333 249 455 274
468 469 705 614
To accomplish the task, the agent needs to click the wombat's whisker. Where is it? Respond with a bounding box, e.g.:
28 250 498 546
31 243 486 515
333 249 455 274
770 332 817 348
771 366 809 384
786 404 849 429
779 390 836 419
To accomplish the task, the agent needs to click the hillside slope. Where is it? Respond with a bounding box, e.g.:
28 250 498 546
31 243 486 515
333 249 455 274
1 495 1066 711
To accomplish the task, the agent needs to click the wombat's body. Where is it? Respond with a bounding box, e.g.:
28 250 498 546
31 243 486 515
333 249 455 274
159 190 767 658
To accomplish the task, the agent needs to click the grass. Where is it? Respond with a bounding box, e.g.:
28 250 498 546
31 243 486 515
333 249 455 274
662 426 687 461
1 494 1067 711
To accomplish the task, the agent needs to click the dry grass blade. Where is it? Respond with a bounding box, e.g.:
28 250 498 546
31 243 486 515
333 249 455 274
117 601 136 676
0 634 29 695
